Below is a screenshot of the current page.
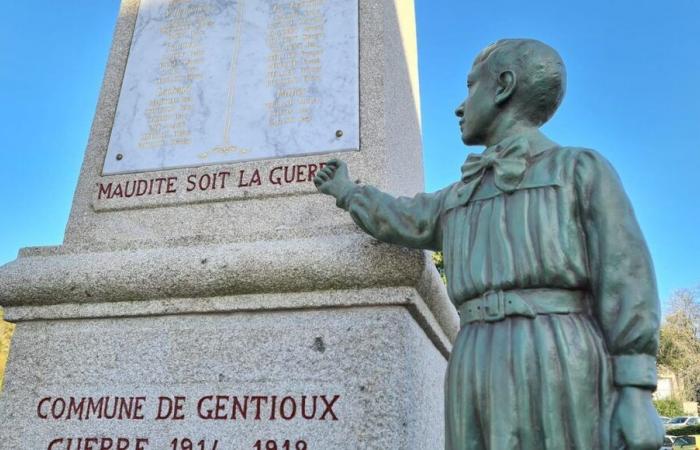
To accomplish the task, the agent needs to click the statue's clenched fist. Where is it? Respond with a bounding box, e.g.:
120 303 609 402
612 387 664 450
313 159 354 200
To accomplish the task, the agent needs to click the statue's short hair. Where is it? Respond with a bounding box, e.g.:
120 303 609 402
474 39 566 126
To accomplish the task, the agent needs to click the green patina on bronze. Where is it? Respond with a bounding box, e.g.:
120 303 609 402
315 39 663 449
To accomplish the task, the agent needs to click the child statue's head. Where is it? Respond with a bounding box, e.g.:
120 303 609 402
456 39 567 146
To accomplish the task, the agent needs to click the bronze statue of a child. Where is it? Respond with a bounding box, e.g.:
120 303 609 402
314 39 663 450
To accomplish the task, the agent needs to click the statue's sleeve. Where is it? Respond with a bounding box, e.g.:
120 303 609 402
575 149 660 390
336 184 446 251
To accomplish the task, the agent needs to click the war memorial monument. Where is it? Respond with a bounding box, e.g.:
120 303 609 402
0 1 663 449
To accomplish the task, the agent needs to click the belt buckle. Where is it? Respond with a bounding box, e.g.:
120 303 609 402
482 290 505 322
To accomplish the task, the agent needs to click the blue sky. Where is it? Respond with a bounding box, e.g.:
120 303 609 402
0 1 698 307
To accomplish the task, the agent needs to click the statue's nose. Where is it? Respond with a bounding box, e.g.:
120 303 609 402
455 104 464 118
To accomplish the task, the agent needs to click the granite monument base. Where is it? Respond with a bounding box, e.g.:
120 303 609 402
0 236 456 450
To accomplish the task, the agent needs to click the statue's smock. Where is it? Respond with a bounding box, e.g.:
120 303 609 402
337 136 659 448
315 38 662 449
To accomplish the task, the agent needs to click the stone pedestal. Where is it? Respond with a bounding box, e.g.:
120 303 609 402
0 0 457 448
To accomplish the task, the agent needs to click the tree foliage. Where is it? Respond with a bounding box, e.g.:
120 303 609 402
653 398 684 417
432 251 446 285
657 287 700 402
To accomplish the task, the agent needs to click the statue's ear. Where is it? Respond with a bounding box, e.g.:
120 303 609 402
495 70 516 105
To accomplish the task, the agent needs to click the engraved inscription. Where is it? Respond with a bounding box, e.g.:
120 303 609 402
36 393 342 449
94 162 327 202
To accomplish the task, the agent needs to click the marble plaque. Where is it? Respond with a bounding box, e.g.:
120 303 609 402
103 0 359 175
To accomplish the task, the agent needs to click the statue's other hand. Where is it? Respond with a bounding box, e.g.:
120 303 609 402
314 159 353 199
611 387 664 450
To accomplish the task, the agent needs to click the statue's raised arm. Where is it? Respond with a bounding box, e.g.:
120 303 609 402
314 159 445 251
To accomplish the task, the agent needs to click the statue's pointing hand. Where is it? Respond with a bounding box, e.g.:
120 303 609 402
314 159 355 200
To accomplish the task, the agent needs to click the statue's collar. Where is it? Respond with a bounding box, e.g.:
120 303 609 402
445 131 563 210
481 129 559 158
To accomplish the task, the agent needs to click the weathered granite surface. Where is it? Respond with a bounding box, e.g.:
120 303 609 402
0 307 446 449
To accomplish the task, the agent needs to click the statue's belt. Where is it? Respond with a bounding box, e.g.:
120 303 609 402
458 288 587 326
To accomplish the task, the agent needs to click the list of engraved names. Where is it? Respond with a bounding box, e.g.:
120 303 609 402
104 0 359 175
139 0 210 151
267 0 325 128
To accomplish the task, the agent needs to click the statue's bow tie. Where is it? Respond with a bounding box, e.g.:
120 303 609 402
456 136 529 206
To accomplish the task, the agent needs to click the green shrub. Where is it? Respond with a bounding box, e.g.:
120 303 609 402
655 398 684 418
667 424 700 436
432 251 446 285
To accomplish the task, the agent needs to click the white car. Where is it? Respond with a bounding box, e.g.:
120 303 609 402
665 416 700 430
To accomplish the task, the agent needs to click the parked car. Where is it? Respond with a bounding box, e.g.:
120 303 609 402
666 416 700 430
661 435 675 450
673 434 700 449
